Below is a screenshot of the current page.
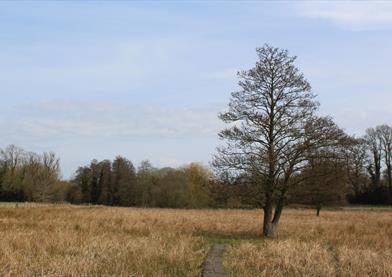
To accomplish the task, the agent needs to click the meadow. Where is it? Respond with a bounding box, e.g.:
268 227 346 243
0 204 391 276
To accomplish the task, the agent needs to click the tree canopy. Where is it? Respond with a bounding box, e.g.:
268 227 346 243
214 45 346 237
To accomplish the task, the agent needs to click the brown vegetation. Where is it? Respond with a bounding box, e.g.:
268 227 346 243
225 208 392 277
0 204 391 276
0 204 208 276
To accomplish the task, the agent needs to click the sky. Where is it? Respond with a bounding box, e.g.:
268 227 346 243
1 1 392 178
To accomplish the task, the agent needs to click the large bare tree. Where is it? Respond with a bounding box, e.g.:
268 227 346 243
214 45 344 237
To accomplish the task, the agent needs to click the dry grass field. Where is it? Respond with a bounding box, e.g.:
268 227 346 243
0 204 391 276
224 209 392 277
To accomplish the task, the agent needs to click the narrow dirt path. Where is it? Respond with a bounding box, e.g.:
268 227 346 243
202 244 229 277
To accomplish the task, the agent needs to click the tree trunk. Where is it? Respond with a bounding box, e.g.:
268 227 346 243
316 203 321 216
263 220 278 238
273 197 284 222
266 222 278 238
387 165 392 197
375 154 381 186
263 199 283 238
262 204 274 238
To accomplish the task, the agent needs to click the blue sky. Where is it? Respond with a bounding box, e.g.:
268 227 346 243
1 1 392 178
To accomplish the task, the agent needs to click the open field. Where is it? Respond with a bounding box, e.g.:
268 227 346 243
225 208 392 277
0 204 391 276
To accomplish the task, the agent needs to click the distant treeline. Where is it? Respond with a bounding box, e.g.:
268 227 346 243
1 122 392 208
70 158 213 208
0 145 224 208
0 145 65 202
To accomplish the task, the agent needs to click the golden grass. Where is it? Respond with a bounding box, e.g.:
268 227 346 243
224 209 392 277
0 204 391 276
0 205 209 277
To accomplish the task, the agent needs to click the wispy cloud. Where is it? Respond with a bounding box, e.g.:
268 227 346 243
0 100 223 177
295 2 392 30
2 100 223 142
